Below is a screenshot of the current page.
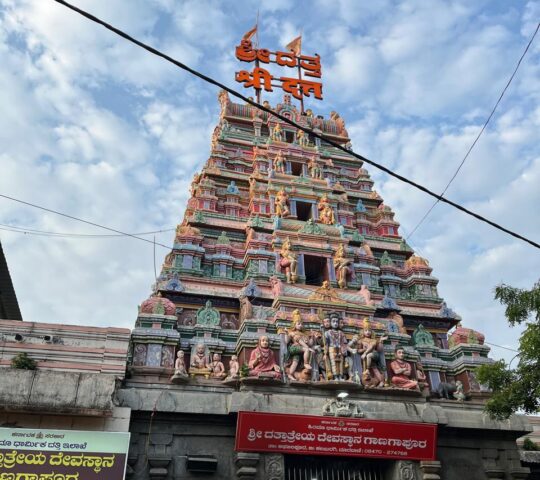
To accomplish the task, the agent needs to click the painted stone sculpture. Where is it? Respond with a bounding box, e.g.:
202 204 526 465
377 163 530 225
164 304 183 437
170 350 189 383
284 319 314 381
196 300 220 326
279 237 298 284
390 346 419 390
323 313 348 381
274 188 290 217
413 324 435 347
189 343 211 378
317 193 335 225
209 353 227 379
334 244 353 289
359 319 387 387
248 335 281 379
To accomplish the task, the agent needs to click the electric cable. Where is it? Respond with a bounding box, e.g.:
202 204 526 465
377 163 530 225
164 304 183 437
51 0 540 250
0 221 175 238
0 193 171 250
406 21 540 241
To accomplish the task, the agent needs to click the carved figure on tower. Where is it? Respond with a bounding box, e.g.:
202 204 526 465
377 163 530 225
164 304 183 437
333 244 354 289
297 129 309 147
171 350 189 383
189 343 211 378
209 353 227 379
273 151 286 173
309 280 341 303
359 319 387 387
271 123 283 141
318 193 335 225
226 355 240 380
279 237 298 284
323 312 348 381
346 335 362 384
308 156 323 179
389 346 419 390
284 318 315 381
248 335 281 379
274 187 290 217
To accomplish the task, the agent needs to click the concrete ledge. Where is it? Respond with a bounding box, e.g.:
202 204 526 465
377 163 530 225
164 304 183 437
0 369 117 414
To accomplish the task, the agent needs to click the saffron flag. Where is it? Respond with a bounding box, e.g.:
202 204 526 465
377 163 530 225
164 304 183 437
285 35 302 56
243 25 258 41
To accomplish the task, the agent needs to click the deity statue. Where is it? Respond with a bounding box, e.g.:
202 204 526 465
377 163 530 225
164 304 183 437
389 347 418 390
226 180 240 194
291 308 302 324
284 319 315 381
189 343 211 378
388 310 407 334
345 335 362 384
323 312 348 381
226 355 240 380
274 188 290 217
196 300 220 326
309 280 342 303
248 335 281 379
297 129 309 147
308 157 322 179
174 351 187 375
170 350 188 383
416 363 429 394
279 237 298 284
358 319 387 387
208 353 227 380
318 194 335 225
413 324 435 347
453 380 466 401
271 123 283 141
333 244 353 289
273 151 286 173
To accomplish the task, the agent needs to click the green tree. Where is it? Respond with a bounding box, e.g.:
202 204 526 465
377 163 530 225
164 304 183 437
476 281 540 420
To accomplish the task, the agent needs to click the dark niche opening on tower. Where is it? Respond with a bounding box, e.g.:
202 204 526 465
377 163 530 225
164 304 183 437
304 255 328 285
296 201 313 221
290 161 303 176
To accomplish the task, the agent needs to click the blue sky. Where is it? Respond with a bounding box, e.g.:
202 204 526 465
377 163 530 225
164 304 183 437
0 0 539 362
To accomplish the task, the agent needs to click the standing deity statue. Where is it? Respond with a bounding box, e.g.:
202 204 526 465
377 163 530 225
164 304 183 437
273 151 286 173
308 157 323 179
389 347 419 390
358 319 387 387
333 244 353 289
271 123 283 141
297 129 309 147
279 237 298 284
345 335 362 384
323 313 348 381
318 194 335 225
284 319 315 381
274 188 290 217
248 335 281 379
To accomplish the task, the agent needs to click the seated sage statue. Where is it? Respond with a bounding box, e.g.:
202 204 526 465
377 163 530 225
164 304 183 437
189 343 211 377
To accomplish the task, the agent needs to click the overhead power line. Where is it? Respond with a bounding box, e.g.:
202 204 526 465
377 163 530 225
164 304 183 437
0 193 172 250
0 221 175 238
406 21 540 241
51 0 540 250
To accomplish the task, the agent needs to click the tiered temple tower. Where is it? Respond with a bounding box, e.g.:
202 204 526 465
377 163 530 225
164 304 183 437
129 90 491 396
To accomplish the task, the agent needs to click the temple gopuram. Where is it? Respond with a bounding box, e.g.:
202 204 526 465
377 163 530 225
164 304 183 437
118 33 531 480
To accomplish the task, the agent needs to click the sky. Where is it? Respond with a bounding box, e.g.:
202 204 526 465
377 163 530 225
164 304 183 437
0 0 539 363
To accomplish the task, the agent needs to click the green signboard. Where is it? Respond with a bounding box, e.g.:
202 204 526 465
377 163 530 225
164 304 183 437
0 428 130 480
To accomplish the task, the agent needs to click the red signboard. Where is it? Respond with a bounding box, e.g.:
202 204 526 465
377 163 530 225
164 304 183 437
235 411 437 461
